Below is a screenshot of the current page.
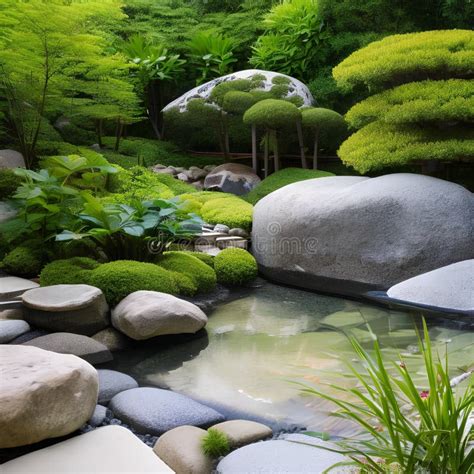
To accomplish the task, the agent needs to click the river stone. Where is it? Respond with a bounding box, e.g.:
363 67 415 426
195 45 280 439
22 284 109 336
212 420 273 448
112 291 207 340
204 163 261 195
0 308 24 320
252 174 474 297
88 404 107 427
24 332 113 365
0 345 98 448
1 426 174 473
0 320 30 343
387 259 474 312
0 276 39 301
92 326 132 351
185 166 207 181
216 435 348 473
109 387 225 435
0 149 25 169
98 369 139 404
9 328 49 344
153 426 213 474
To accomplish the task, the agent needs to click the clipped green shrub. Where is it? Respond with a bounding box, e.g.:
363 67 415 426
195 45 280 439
0 169 22 199
214 248 258 286
333 30 474 92
156 251 217 293
223 91 257 114
87 260 179 306
201 429 231 458
182 251 215 268
39 257 100 286
209 79 253 107
243 99 301 129
2 246 43 278
245 168 334 204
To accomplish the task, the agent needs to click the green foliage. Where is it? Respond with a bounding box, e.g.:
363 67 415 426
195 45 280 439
338 122 474 173
299 320 473 473
0 169 22 199
345 79 474 129
86 260 180 306
333 30 474 93
2 245 43 278
39 257 100 286
214 248 258 286
250 0 326 81
222 91 257 114
243 99 301 130
156 251 217 293
245 167 334 204
201 428 231 458
181 251 215 268
210 80 254 107
302 108 346 131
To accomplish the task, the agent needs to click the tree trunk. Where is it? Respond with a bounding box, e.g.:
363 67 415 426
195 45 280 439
114 119 124 152
296 121 307 169
251 124 258 173
313 131 319 170
148 83 162 140
263 130 269 178
273 130 280 172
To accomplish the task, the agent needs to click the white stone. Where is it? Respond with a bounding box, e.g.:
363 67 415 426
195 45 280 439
0 149 25 169
212 420 273 447
0 276 39 301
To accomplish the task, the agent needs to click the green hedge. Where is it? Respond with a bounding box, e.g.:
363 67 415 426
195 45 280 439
333 30 474 92
39 257 100 286
214 248 258 286
243 99 301 129
245 168 334 204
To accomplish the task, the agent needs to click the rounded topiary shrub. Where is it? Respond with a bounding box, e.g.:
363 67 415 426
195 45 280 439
182 251 215 268
87 260 179 306
2 246 43 278
214 248 258 286
39 257 100 286
156 251 217 294
243 99 301 130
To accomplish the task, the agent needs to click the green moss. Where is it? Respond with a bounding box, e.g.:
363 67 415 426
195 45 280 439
222 91 257 114
0 169 22 199
272 75 291 86
243 99 301 130
201 428 231 458
245 168 334 204
2 246 43 278
209 79 253 107
167 271 198 296
39 257 99 286
214 248 258 286
87 260 180 306
285 95 304 107
270 84 289 98
302 108 346 131
156 251 217 293
182 251 215 268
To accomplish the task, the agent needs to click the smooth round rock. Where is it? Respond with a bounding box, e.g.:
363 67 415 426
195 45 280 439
0 149 25 169
0 345 98 448
252 174 474 297
23 332 113 365
0 276 39 301
112 291 207 341
88 404 107 427
98 369 139 404
212 420 273 448
387 259 474 312
0 320 30 343
153 426 213 474
204 163 261 196
22 284 109 336
109 387 225 435
92 327 132 352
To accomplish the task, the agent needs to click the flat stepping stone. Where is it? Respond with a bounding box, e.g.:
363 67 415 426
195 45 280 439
153 426 213 474
98 369 138 404
22 284 109 336
24 332 112 365
109 387 225 435
212 420 273 448
195 232 228 244
0 345 98 448
0 320 30 343
216 236 248 250
0 276 39 301
1 426 173 473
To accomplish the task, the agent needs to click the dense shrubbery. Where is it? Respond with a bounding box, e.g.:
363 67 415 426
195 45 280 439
214 248 258 285
0 170 22 199
2 246 43 278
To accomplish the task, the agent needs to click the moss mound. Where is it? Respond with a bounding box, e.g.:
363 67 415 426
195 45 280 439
0 169 22 199
214 248 258 286
2 246 43 278
39 257 100 286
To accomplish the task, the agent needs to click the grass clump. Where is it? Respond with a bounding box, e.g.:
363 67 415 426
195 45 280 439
245 168 334 204
201 428 231 458
214 248 258 286
39 257 100 286
2 246 43 278
156 251 217 294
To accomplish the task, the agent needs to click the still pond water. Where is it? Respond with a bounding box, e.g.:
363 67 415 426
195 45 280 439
107 281 473 436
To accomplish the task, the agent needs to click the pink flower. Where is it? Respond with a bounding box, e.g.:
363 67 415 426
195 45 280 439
420 390 429 399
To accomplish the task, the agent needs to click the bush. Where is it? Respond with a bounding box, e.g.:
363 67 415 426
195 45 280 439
222 91 257 114
243 99 301 130
39 257 100 286
333 30 474 92
156 251 217 293
214 248 258 286
182 251 215 268
245 168 334 204
2 246 43 278
201 429 231 458
0 169 22 199
86 260 180 306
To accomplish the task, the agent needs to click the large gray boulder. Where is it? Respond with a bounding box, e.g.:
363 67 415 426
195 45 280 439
112 291 207 340
252 174 474 297
204 163 261 195
387 259 474 312
0 345 98 448
109 387 225 435
22 284 109 336
0 149 25 169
